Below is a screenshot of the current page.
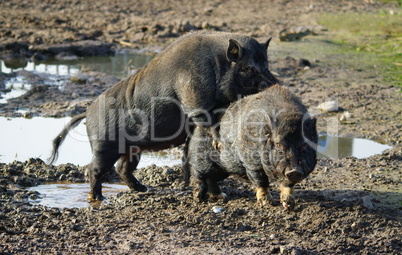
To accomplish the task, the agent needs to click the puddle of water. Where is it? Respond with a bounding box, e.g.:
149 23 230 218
0 117 392 164
318 135 392 159
0 53 153 78
28 182 127 209
0 117 182 167
0 76 32 104
0 53 153 103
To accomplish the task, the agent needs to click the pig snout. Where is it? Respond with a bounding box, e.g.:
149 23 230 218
285 169 304 182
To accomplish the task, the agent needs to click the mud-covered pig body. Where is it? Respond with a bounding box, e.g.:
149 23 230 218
188 84 318 210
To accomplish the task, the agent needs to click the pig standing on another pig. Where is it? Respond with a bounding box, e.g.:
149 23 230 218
186 84 318 210
48 31 278 201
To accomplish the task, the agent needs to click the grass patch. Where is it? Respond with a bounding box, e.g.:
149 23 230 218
318 11 402 86
378 0 402 6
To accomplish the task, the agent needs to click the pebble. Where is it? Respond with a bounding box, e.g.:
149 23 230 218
339 111 351 121
212 206 223 214
22 112 33 119
362 196 375 210
280 245 303 255
70 72 89 83
317 100 339 112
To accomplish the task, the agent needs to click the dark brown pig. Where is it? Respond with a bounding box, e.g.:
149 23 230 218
187 84 317 210
48 31 279 200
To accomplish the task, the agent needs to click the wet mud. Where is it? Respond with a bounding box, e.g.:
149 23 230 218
0 0 401 254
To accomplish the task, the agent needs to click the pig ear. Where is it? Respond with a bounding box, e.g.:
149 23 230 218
227 39 243 62
264 37 272 50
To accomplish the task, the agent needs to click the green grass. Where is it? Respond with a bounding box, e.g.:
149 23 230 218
378 0 402 6
318 11 402 86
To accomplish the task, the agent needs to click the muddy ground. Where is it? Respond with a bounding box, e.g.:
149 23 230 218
0 0 401 254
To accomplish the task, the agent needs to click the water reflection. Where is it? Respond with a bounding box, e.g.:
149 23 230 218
0 53 153 104
28 182 127 209
0 76 31 104
318 135 392 159
0 53 153 78
0 117 181 167
0 117 392 165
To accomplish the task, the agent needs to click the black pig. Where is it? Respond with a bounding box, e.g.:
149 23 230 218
187 84 317 210
48 31 278 200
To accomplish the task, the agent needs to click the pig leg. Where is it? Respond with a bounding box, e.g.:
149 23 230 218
87 156 119 201
279 182 295 211
194 179 208 202
255 187 274 207
246 169 273 206
206 178 228 202
193 175 228 202
115 153 147 192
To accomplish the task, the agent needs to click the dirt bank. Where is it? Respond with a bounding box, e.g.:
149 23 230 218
0 0 401 254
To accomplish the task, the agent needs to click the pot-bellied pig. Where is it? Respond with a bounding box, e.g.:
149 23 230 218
186 84 317 210
48 31 279 200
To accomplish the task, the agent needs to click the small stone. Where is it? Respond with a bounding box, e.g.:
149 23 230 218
340 111 351 121
369 173 375 178
201 22 210 29
212 206 223 213
362 196 374 210
280 245 302 255
317 100 339 112
297 58 311 68
70 72 89 83
72 224 83 231
179 21 195 33
23 112 33 119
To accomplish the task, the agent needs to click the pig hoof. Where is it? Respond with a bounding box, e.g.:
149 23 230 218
133 183 148 192
88 193 105 201
256 187 273 207
194 190 208 202
211 192 228 203
257 196 274 207
281 197 295 211
257 197 267 207
282 202 294 211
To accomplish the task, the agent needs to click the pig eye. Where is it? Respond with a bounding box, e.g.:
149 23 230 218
274 143 285 155
277 149 284 155
301 143 308 152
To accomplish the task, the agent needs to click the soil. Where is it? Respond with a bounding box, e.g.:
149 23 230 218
0 0 401 254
